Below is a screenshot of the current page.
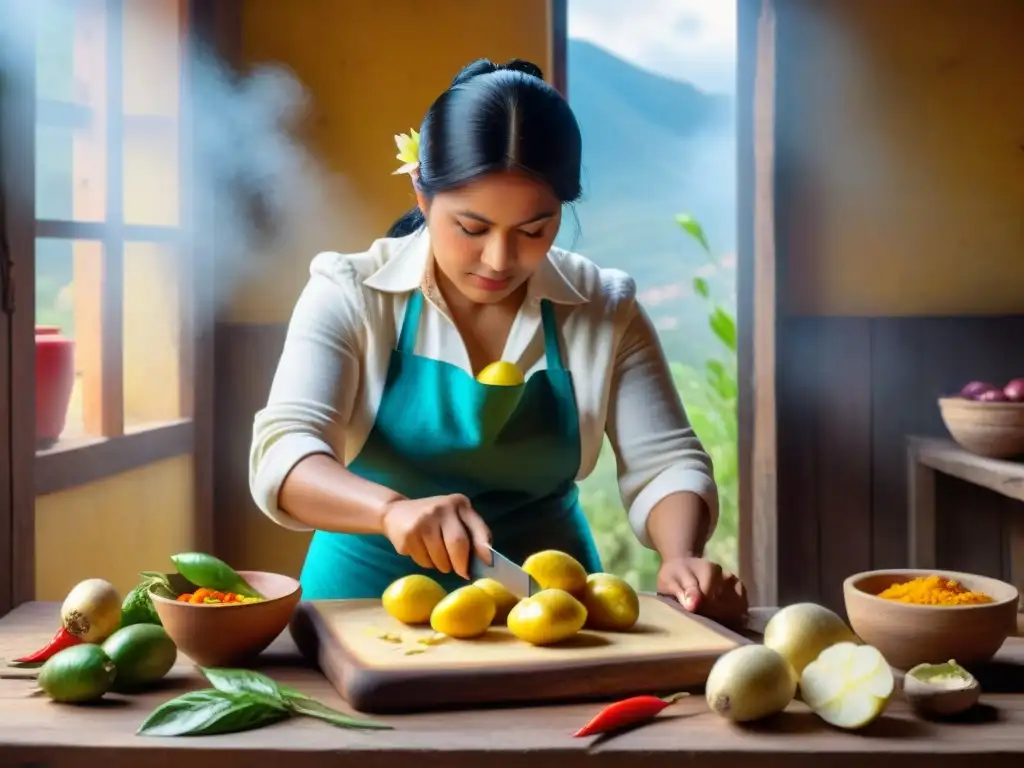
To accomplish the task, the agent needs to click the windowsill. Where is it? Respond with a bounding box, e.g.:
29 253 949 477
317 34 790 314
35 418 194 495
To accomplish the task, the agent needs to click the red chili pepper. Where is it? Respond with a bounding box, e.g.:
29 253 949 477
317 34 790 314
572 692 689 737
13 626 83 664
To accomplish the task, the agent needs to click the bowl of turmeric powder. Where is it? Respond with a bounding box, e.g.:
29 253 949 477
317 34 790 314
843 568 1019 671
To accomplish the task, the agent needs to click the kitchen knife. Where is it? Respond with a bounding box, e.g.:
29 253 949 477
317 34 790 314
468 545 540 597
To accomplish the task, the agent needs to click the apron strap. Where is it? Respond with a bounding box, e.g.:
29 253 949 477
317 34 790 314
540 300 566 372
396 290 424 354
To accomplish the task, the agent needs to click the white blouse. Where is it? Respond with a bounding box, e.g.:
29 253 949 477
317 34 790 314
249 230 719 549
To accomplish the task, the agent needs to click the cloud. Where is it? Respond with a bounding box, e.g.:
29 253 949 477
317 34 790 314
568 0 737 94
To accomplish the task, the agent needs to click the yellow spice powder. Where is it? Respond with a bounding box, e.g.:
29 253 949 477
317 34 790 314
876 575 993 606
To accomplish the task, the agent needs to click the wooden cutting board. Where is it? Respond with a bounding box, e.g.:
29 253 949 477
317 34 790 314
289 593 749 713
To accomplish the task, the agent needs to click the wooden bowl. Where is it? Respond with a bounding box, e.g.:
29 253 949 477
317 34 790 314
843 568 1019 671
938 397 1024 459
150 571 301 667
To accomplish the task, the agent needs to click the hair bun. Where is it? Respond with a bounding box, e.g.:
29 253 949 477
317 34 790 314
501 58 544 80
451 59 499 86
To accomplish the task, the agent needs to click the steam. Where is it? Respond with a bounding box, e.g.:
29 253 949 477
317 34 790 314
1 1 343 331
187 47 343 326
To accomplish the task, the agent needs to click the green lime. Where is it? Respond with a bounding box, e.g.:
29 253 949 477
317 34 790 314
101 623 177 692
37 644 116 703
120 582 162 628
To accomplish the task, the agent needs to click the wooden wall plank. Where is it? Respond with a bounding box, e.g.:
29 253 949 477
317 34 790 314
934 473 1008 581
213 323 287 569
776 317 822 606
813 318 873 615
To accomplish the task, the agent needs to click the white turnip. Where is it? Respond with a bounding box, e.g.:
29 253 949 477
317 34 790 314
61 578 122 643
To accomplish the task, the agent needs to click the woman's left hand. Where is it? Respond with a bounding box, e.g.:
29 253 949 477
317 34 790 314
657 556 749 625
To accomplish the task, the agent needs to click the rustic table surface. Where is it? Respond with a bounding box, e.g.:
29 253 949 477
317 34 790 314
2 602 1024 768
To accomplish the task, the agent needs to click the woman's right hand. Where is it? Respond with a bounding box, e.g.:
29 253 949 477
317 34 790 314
381 494 493 579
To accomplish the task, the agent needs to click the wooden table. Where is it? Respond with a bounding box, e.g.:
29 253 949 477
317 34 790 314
907 436 1024 599
2 602 1024 767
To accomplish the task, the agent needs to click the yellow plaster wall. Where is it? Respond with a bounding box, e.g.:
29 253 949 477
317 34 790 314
780 0 1024 316
35 456 194 601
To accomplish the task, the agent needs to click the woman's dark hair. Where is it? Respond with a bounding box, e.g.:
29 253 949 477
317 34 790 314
387 58 583 238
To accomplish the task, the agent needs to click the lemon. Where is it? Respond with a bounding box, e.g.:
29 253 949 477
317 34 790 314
381 575 447 625
429 585 496 639
473 578 521 624
580 573 640 631
800 642 894 730
507 588 588 645
522 550 588 596
476 361 524 386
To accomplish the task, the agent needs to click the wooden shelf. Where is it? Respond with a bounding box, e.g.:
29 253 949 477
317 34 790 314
909 436 1024 503
907 436 1024 605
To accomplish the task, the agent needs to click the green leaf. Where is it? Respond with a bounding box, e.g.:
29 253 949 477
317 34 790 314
705 360 738 402
136 689 289 737
138 571 177 600
200 667 283 700
278 684 314 701
692 276 710 299
675 213 712 256
709 306 737 353
287 697 392 730
170 552 264 599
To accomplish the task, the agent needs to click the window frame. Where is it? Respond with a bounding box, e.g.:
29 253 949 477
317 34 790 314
0 0 216 610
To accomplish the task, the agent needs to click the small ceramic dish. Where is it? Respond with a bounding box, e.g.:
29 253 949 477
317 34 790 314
902 659 981 718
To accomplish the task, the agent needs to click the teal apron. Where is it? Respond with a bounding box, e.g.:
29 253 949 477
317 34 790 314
298 290 603 599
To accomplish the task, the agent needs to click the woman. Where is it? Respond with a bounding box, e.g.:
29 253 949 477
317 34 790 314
249 58 747 623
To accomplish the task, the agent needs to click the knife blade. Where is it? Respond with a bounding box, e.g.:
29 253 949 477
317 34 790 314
468 545 540 597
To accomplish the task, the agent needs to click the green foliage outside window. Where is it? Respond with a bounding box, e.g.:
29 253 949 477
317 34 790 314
580 214 738 589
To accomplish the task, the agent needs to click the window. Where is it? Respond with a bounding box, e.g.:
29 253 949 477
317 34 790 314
0 0 217 613
556 1 741 590
23 0 199 491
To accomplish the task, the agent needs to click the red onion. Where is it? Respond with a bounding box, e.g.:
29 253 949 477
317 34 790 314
977 388 1009 402
1004 378 1024 402
959 381 998 399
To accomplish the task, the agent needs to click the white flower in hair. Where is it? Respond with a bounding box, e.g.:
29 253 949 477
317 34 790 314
392 128 420 175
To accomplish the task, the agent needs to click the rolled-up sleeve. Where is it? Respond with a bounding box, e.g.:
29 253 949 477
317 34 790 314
248 260 365 531
604 302 719 549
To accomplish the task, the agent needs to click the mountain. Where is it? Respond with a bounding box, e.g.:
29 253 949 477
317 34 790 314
555 39 736 365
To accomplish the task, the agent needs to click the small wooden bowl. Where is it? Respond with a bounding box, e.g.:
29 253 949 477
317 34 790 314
938 397 1024 459
843 568 1019 671
150 571 301 667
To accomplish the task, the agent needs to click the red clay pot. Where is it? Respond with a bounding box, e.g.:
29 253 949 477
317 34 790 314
35 326 75 446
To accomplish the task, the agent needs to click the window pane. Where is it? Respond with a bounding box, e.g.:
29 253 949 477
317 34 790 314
122 0 182 226
564 2 740 585
35 237 105 448
35 0 108 223
123 242 183 427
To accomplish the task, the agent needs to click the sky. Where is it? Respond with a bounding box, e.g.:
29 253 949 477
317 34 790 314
567 0 737 94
